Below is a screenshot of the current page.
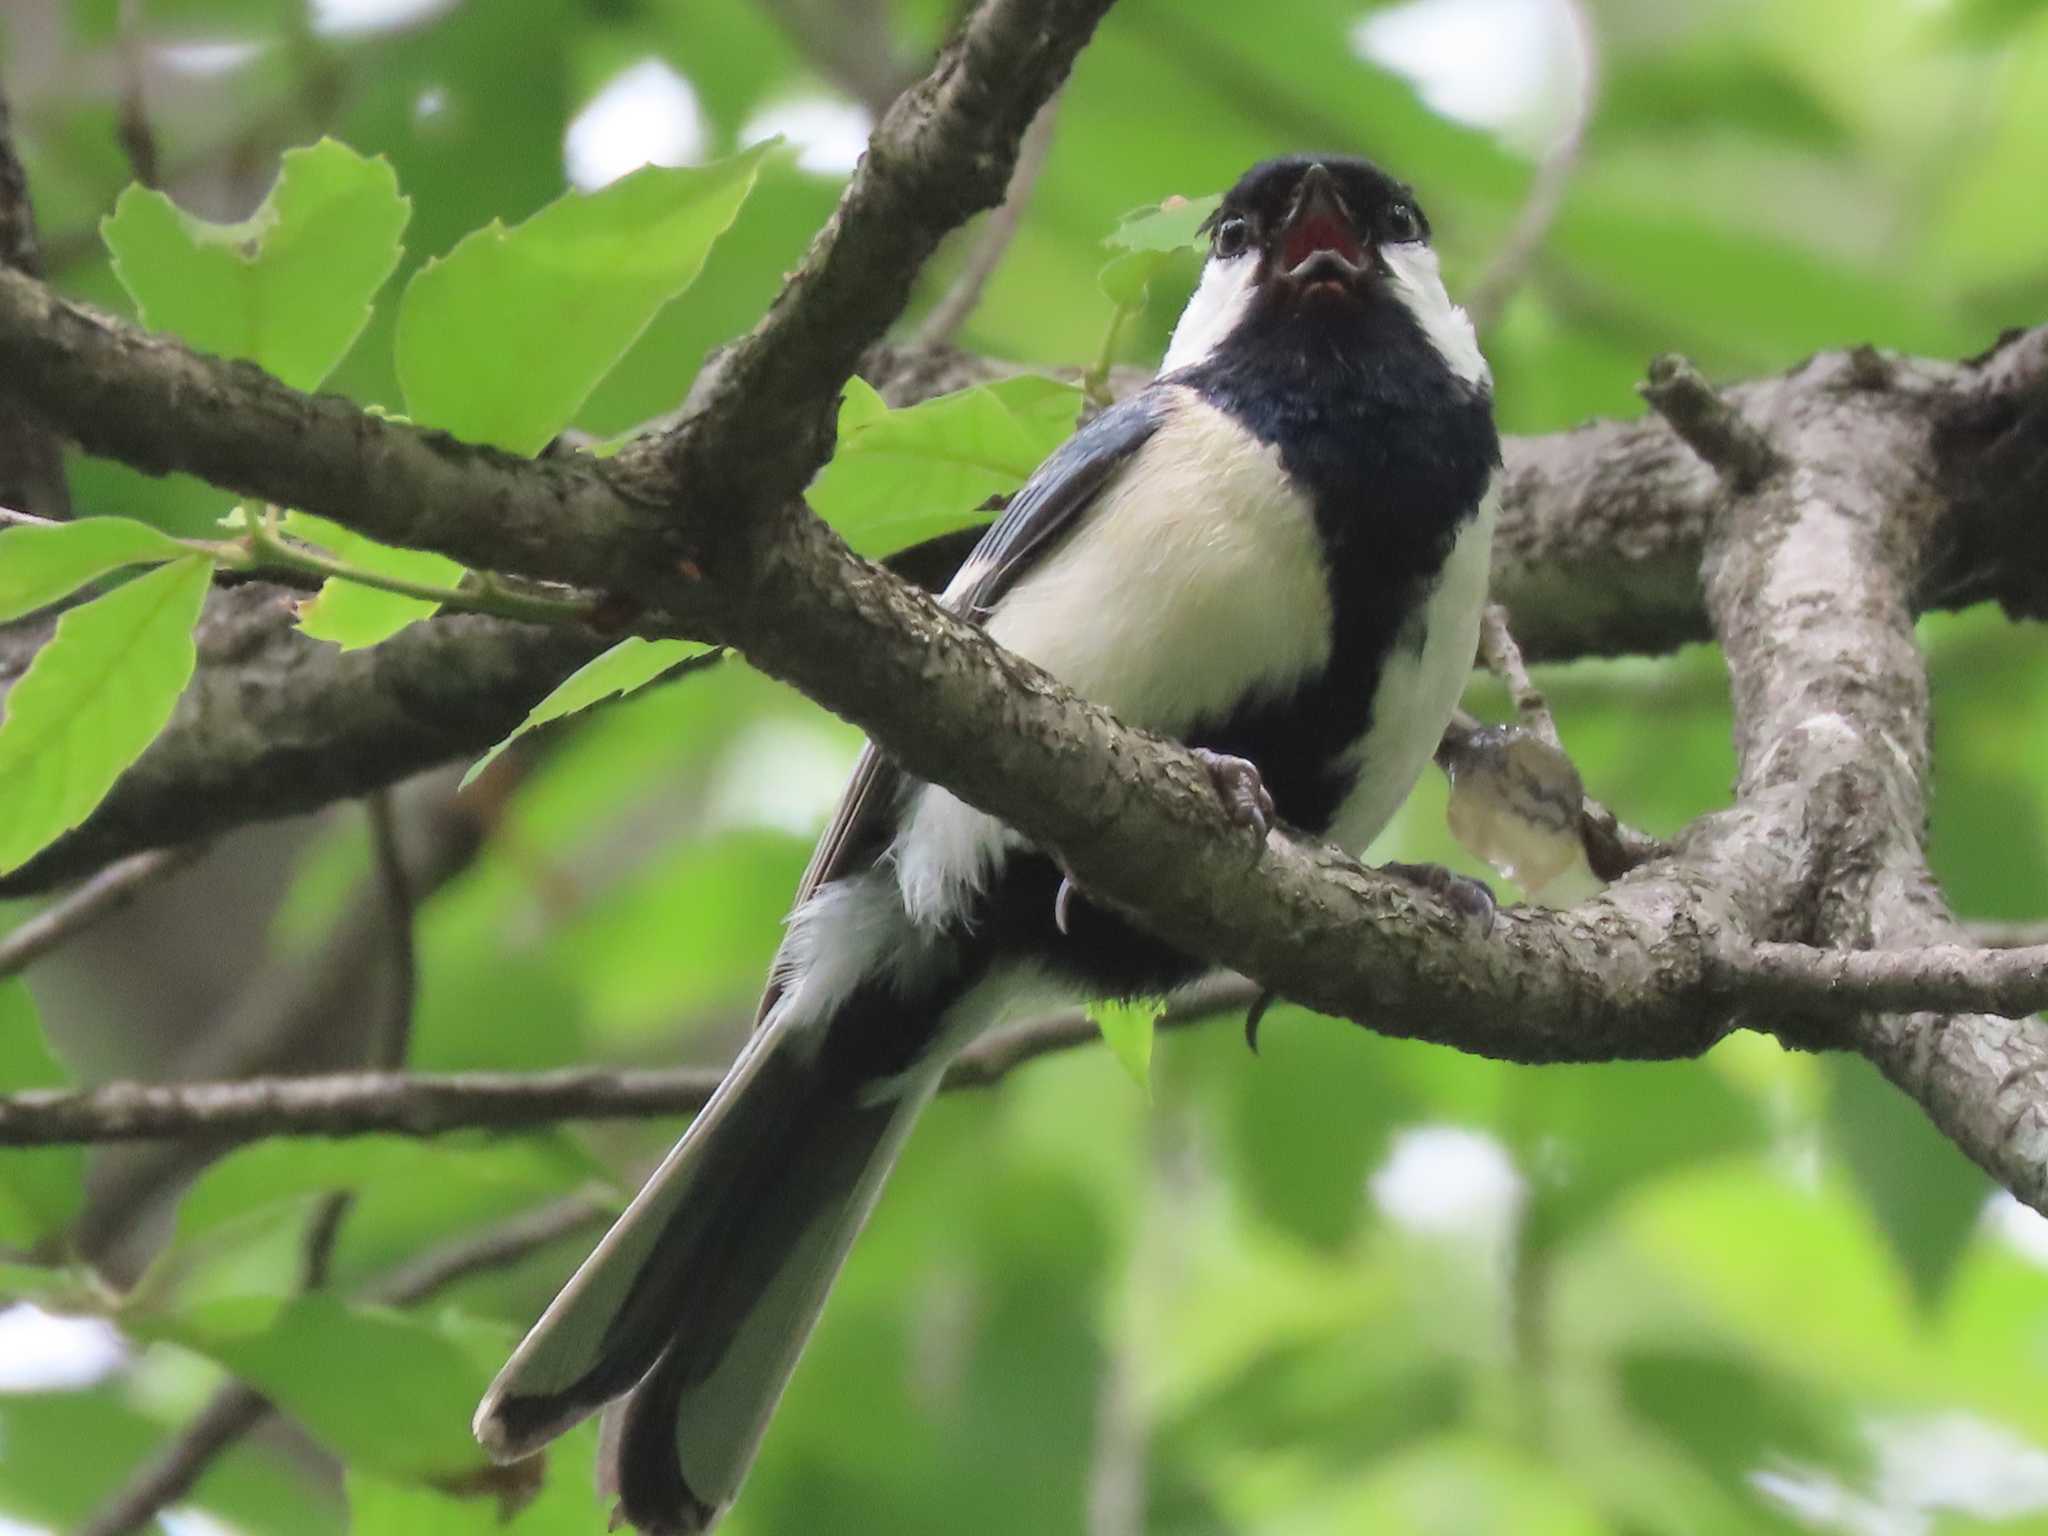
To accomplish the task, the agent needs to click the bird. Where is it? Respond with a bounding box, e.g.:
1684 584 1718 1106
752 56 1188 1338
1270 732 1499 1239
473 152 1501 1534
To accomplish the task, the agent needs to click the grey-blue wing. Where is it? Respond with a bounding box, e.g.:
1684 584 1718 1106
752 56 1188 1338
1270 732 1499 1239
757 387 1167 1021
946 389 1165 617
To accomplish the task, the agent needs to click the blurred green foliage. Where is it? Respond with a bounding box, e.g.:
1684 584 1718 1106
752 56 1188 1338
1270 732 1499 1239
2 0 2047 1533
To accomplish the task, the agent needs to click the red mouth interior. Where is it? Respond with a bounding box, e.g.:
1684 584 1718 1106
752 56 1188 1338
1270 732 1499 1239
1282 211 1366 272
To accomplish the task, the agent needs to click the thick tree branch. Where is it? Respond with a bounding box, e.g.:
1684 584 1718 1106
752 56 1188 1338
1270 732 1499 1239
0 80 70 519
643 0 1120 578
0 0 2043 1212
3 323 2040 896
1687 343 2048 1208
0 584 605 892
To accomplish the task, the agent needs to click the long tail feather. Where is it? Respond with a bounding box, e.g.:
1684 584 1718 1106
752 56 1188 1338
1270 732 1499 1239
474 986 940 1532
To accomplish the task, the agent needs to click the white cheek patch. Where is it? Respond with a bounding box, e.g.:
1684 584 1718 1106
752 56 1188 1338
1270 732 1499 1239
1161 251 1257 373
1381 241 1490 388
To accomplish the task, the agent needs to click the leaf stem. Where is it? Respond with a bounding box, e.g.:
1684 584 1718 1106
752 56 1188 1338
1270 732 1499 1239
205 521 596 627
1083 302 1133 408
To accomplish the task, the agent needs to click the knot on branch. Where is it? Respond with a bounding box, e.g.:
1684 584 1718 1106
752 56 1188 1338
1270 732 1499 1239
1640 352 1786 493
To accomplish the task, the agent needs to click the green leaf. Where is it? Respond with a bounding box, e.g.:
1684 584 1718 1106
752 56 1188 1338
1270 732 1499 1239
348 1422 600 1533
0 557 211 876
1097 247 1176 310
1106 194 1219 253
1597 48 1853 150
395 141 777 455
0 516 190 623
1509 1056 1768 1257
1086 997 1161 1094
0 981 84 1248
1227 1005 1414 1250
103 138 410 391
0 1382 342 1535
1950 0 2048 39
460 636 712 790
1825 1052 1989 1310
163 1135 597 1255
807 375 1085 556
283 511 467 650
143 1293 503 1478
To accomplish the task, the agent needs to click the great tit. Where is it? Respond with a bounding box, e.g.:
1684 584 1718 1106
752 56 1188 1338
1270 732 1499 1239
475 153 1501 1534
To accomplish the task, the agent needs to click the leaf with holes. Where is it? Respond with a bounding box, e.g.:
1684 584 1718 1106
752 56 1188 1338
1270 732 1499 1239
103 138 409 391
396 141 778 455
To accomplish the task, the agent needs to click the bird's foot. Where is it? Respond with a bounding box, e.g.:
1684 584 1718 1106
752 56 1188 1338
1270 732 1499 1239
1243 987 1278 1054
1193 748 1275 841
1057 752 1273 940
1380 860 1497 935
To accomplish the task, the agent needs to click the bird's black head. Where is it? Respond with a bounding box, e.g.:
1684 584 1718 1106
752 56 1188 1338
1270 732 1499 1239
1162 153 1486 389
1201 155 1429 301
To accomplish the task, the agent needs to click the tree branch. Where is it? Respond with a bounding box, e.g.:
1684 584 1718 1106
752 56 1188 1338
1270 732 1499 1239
1693 342 2048 1208
0 845 202 976
0 0 2043 1218
0 982 1254 1146
1463 0 1597 334
7 943 2048 1151
917 93 1061 345
0 78 70 520
74 1195 611 1536
0 584 605 893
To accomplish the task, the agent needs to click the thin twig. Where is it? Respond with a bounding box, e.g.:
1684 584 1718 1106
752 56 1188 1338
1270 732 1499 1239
79 798 433 1534
73 1196 612 1536
1477 604 1563 751
1640 353 1784 492
73 1383 269 1536
2 979 1263 1147
364 792 418 1067
1464 0 1598 333
367 1195 611 1306
918 95 1061 345
0 845 202 979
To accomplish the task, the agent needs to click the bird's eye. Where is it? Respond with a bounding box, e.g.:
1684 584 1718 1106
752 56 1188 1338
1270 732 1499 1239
1383 203 1424 244
1212 216 1251 259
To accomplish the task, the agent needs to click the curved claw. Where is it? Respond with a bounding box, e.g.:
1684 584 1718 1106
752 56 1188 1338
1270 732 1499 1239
1244 988 1276 1054
1054 875 1078 937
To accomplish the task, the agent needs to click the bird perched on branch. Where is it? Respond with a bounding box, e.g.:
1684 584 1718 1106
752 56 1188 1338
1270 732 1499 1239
475 153 1500 1534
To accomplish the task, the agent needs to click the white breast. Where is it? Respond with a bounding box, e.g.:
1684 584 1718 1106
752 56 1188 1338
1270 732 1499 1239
1326 482 1497 857
892 387 1333 929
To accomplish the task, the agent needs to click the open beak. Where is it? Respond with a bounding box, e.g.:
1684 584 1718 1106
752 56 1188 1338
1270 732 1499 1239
1278 163 1370 287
